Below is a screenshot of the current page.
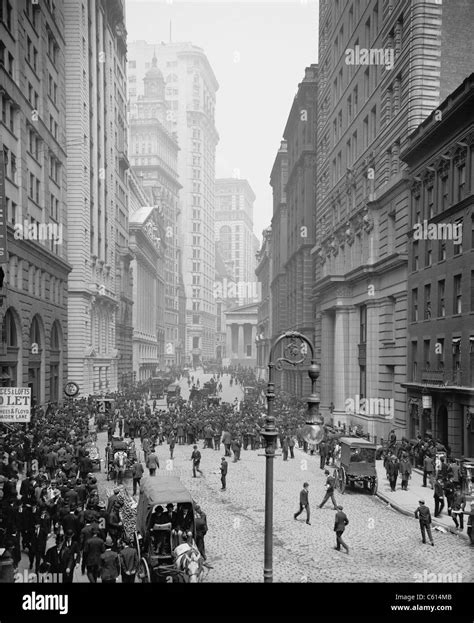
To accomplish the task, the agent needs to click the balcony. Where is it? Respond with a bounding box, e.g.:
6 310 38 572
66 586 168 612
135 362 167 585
421 368 463 386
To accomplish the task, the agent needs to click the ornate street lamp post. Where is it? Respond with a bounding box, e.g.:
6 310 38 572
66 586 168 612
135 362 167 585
260 331 324 583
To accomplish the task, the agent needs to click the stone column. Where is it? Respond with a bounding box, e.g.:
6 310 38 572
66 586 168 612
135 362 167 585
251 325 257 358
238 324 245 360
333 307 352 425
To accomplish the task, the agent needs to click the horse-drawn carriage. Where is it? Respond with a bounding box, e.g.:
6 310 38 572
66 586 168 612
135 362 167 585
334 436 378 495
106 437 137 483
134 475 207 583
166 383 181 407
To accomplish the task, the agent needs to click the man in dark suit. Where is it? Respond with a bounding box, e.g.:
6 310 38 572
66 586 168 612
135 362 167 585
28 521 48 574
100 536 121 583
433 477 445 517
220 457 228 490
318 440 328 470
61 529 80 583
333 505 349 554
294 482 311 524
119 538 139 583
83 528 105 583
415 499 434 546
318 470 338 509
194 504 208 560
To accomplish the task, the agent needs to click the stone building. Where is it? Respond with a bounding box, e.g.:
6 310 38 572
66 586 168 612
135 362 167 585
1 0 71 405
129 53 184 368
401 73 474 458
128 41 219 367
255 227 273 380
225 303 258 368
64 0 130 394
311 0 474 440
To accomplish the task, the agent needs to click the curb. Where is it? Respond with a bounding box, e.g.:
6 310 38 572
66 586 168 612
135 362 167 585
375 489 469 541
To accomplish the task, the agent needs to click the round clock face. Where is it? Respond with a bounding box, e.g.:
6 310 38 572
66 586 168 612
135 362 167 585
64 382 79 397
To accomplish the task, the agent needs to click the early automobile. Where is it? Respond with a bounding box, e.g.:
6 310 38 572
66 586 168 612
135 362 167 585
334 436 378 495
134 475 206 583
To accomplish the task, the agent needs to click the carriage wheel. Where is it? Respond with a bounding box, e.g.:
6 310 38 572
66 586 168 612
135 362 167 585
138 558 151 583
370 475 378 495
340 467 346 494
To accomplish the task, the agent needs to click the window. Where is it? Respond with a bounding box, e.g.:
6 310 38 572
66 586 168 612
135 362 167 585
370 106 377 142
347 95 352 122
453 275 462 314
457 163 466 201
192 337 199 349
453 219 463 255
192 315 200 325
424 284 431 319
471 271 474 312
364 68 370 99
411 341 418 381
360 305 367 343
438 280 445 317
363 116 369 149
359 365 366 398
427 185 434 218
437 338 444 369
423 340 430 370
438 239 446 262
425 240 432 267
411 288 418 321
440 174 449 210
412 241 419 271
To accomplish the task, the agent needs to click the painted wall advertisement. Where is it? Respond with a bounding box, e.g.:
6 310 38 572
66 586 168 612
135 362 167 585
0 388 32 422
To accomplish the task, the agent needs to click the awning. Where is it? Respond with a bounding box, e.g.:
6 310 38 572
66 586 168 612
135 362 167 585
452 337 461 343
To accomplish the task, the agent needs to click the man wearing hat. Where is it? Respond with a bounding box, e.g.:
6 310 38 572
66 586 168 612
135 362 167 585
333 505 349 554
294 482 311 524
119 537 139 583
194 504 208 559
318 470 338 509
83 527 105 583
106 487 121 515
100 536 121 583
414 499 434 546
62 529 80 583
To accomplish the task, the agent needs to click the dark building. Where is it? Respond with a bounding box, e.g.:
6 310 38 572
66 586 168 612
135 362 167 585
401 73 474 458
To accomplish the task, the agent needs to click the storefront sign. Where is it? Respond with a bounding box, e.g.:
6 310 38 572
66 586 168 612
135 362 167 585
422 394 432 409
0 388 31 422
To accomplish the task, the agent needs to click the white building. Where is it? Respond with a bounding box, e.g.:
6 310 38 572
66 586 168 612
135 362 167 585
128 41 219 367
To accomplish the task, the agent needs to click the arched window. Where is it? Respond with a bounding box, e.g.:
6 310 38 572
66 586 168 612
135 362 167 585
3 308 18 347
30 315 42 350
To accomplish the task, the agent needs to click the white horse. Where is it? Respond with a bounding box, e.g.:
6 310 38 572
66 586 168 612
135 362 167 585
173 542 206 583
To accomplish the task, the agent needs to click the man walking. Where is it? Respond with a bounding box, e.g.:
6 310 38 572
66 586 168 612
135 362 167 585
333 505 349 554
83 527 105 583
194 504 208 560
100 536 121 583
433 477 445 517
191 445 203 478
119 537 139 583
294 482 311 525
319 470 338 509
220 457 228 490
414 499 434 546
423 453 434 488
131 461 144 496
386 455 399 492
146 448 159 476
399 452 412 491
318 439 328 470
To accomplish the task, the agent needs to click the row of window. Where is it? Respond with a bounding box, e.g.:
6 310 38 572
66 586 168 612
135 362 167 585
412 226 467 271
410 272 474 322
7 256 63 304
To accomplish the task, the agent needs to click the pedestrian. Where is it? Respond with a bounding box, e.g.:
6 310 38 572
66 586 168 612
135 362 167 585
83 527 105 583
119 537 139 583
168 432 176 460
414 499 434 546
282 436 289 461
146 448 159 476
100 536 121 583
131 461 144 496
289 435 295 459
318 470 338 509
451 488 466 531
423 453 434 488
386 455 399 492
221 430 232 457
333 505 349 554
433 477 445 517
61 529 80 583
213 430 221 451
399 452 412 491
28 521 48 575
191 445 203 478
220 457 228 491
318 439 328 470
443 477 455 515
467 502 474 546
194 504 208 560
293 482 310 525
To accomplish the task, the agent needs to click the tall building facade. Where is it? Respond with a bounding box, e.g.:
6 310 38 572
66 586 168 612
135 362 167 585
64 0 130 395
269 140 288 387
311 0 474 440
129 54 183 368
129 204 165 381
282 65 318 397
1 0 71 405
255 227 273 380
128 41 219 367
215 178 259 305
401 74 474 458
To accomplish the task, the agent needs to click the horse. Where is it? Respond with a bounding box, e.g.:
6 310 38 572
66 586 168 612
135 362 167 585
173 542 206 583
114 451 127 485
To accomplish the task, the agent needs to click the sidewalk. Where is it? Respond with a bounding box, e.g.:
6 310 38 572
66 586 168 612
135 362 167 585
375 460 469 541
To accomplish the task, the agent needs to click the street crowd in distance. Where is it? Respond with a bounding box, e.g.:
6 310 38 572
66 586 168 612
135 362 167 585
1 364 473 584
0 365 314 583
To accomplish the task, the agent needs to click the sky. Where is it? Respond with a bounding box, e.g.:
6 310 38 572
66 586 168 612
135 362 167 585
125 0 319 242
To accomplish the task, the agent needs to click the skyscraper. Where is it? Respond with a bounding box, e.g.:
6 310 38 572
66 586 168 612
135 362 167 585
128 41 219 367
129 53 183 368
215 178 259 305
64 0 130 394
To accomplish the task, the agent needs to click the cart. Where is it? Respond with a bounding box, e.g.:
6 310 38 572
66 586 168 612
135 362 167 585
460 457 474 501
334 436 378 495
134 475 206 583
107 438 137 482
